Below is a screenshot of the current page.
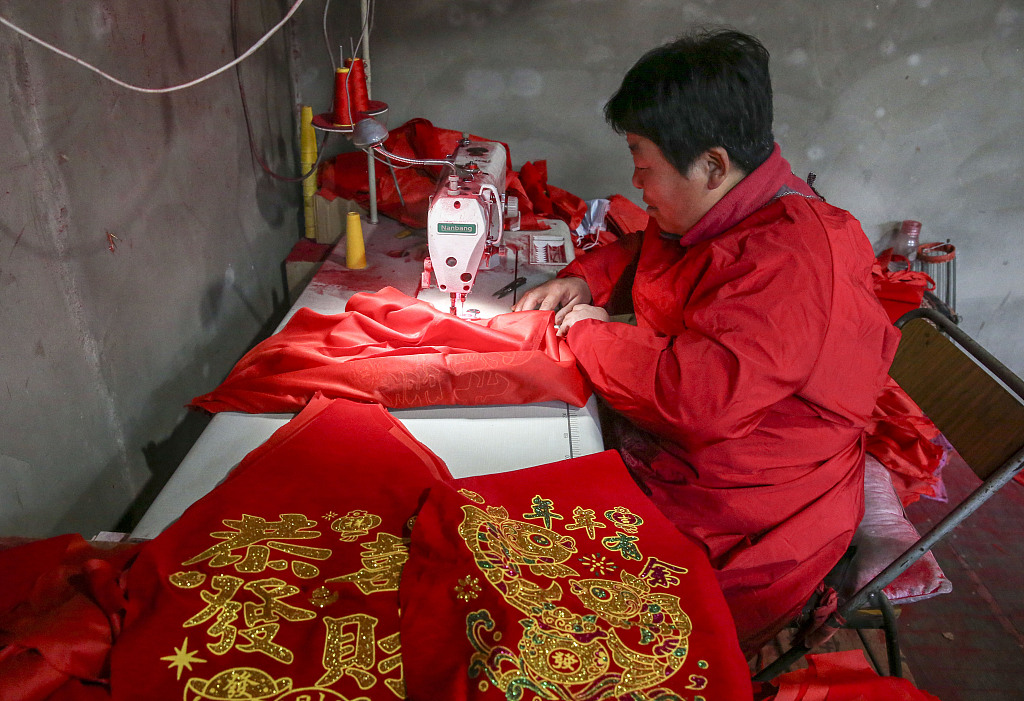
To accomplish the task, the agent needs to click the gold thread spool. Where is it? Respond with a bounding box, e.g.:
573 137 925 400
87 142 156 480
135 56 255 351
345 211 367 269
300 105 317 239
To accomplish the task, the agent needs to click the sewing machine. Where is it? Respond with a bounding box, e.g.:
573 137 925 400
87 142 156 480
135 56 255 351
350 120 522 316
425 138 519 315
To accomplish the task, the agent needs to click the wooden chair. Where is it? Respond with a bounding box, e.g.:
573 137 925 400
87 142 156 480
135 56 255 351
753 307 1024 681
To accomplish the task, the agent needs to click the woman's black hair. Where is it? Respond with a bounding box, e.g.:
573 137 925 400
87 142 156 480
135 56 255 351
605 29 775 175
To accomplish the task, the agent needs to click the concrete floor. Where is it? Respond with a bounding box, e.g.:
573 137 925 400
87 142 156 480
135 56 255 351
899 455 1024 700
751 452 1024 700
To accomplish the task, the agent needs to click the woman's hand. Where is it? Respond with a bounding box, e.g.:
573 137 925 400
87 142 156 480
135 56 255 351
556 304 610 336
512 277 593 325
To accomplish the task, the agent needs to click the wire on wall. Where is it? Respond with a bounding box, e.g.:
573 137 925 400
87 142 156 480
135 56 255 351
0 0 310 94
323 0 336 71
231 0 329 183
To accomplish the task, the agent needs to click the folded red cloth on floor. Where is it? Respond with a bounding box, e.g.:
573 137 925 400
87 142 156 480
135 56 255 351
758 649 942 700
866 377 948 506
400 450 754 700
111 395 451 701
0 534 140 701
190 287 591 414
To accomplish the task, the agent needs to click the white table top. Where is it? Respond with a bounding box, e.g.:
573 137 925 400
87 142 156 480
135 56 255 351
131 215 603 539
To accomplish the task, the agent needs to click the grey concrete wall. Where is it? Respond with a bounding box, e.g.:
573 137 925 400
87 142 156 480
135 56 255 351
0 0 301 537
298 0 1024 371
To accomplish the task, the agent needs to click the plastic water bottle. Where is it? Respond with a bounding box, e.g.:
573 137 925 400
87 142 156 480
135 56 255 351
894 220 922 262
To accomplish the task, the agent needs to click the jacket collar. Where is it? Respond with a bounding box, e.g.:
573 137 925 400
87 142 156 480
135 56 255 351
675 144 818 247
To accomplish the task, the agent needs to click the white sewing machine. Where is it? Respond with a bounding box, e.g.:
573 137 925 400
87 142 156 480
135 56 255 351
351 120 523 316
425 138 519 315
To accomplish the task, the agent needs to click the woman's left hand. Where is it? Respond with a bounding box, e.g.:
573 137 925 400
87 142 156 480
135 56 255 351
556 304 610 337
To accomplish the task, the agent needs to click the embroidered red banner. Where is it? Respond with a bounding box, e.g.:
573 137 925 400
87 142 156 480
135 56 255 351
111 396 450 701
400 450 754 700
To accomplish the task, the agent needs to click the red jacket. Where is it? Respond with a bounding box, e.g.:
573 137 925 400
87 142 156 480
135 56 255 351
560 146 900 652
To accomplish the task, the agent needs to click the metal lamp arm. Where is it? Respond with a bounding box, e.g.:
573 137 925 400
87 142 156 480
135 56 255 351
369 144 467 176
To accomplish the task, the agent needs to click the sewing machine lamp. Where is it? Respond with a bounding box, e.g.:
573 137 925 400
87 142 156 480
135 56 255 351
351 118 390 149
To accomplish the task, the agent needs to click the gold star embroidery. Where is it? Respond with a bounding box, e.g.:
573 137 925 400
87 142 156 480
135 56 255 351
160 638 207 680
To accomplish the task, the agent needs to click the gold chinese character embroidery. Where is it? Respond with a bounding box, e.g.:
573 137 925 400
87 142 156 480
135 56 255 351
604 506 644 534
564 506 607 540
326 532 408 594
522 495 564 530
602 531 643 561
330 509 383 542
182 514 330 575
640 556 689 588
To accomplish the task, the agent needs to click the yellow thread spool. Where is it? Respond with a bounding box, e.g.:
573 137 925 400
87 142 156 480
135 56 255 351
300 105 317 239
346 211 367 269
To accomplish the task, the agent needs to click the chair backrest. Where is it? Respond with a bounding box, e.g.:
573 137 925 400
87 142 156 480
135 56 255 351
889 308 1024 480
753 307 1024 682
840 308 1024 615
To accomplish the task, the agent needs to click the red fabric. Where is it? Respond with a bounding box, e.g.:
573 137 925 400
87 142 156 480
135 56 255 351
111 396 451 700
319 118 569 232
604 193 649 238
517 159 587 232
190 287 590 414
400 450 753 700
758 650 942 700
558 146 900 654
865 376 947 505
871 249 935 324
0 535 140 701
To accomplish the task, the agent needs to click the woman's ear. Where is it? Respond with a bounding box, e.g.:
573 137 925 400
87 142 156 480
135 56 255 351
703 147 737 190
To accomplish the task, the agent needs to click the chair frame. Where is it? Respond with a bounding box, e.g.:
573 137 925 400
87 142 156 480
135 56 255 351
753 307 1024 681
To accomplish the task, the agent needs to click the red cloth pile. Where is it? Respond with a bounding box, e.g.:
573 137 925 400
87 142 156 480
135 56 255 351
756 650 942 700
866 377 948 506
317 117 651 246
865 249 949 504
318 117 587 233
871 249 935 325
516 159 587 233
190 287 591 414
0 535 140 701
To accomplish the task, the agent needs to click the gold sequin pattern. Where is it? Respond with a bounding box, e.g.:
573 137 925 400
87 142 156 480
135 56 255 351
458 493 701 699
